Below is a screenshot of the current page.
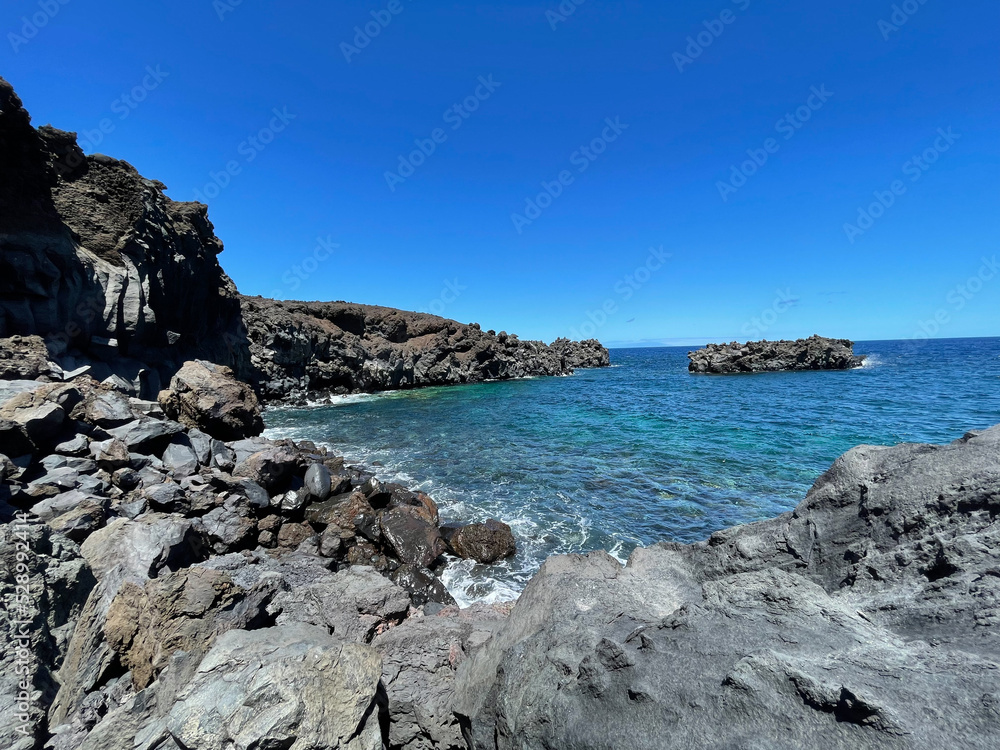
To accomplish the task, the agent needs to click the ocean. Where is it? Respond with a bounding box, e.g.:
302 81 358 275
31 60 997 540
265 337 1000 606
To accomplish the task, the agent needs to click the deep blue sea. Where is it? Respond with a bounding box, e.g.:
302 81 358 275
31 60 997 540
265 338 1000 605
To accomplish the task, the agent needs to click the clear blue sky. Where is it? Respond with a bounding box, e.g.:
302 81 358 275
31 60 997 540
3 0 998 346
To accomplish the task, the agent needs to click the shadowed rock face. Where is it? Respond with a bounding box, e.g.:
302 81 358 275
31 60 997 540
454 425 1000 749
688 334 865 373
241 295 610 401
0 76 251 382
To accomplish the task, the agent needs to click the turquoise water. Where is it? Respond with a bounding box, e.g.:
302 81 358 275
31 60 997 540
265 338 1000 605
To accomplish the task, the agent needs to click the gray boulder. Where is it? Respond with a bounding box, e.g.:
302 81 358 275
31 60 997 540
454 425 1000 749
158 360 263 441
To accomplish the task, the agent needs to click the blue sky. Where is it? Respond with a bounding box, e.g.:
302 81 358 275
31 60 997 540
3 0 998 346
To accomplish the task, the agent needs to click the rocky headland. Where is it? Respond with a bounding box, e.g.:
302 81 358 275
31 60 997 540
2 76 998 750
688 335 866 374
241 296 609 403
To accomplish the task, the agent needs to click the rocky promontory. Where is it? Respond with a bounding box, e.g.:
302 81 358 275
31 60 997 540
0 75 608 406
241 296 609 401
688 335 865 373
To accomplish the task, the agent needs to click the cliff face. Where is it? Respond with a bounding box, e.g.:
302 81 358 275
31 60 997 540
241 296 610 401
688 334 865 374
0 76 251 385
0 77 609 402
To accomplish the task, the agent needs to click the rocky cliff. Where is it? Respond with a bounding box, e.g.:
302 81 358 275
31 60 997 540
0 76 609 403
241 296 609 401
0 77 251 394
688 334 865 373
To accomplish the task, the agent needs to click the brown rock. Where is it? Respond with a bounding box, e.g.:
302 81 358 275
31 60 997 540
447 519 517 564
158 360 263 441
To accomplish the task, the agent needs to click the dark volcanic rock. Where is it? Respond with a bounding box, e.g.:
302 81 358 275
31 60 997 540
455 425 1000 749
0 76 251 381
446 519 517 564
240 296 610 401
158 360 263 441
688 334 865 373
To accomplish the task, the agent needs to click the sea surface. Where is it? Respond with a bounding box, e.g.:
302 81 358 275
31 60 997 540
265 337 1000 606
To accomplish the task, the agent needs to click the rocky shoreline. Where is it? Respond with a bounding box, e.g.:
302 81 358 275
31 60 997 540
3 75 998 749
688 335 866 374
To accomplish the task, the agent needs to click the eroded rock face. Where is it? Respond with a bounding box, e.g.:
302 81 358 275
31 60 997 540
241 296 610 401
454 426 1000 749
0 76 251 380
158 360 263 441
164 625 385 750
688 334 865 373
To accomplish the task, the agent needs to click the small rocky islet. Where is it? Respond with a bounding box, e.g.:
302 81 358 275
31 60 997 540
688 334 866 374
2 76 998 749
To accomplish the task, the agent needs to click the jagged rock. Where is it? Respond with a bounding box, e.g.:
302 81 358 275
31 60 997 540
209 439 236 471
161 441 199 478
107 417 184 454
0 388 65 445
380 508 447 568
54 433 89 456
240 295 609 401
269 565 411 643
78 390 133 428
233 445 298 492
201 506 256 553
0 523 95 750
104 566 276 689
0 77 251 377
372 604 510 750
162 625 385 750
0 334 53 379
688 335 865 374
31 490 104 523
454 426 1000 750
445 519 516 564
95 438 130 472
158 360 263 441
47 500 106 541
276 522 315 550
390 563 456 607
51 515 210 725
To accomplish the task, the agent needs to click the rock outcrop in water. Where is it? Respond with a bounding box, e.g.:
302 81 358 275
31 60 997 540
688 335 865 373
454 425 1000 749
241 296 609 401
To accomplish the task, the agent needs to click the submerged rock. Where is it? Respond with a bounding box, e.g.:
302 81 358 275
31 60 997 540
445 519 517 564
688 334 865 373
